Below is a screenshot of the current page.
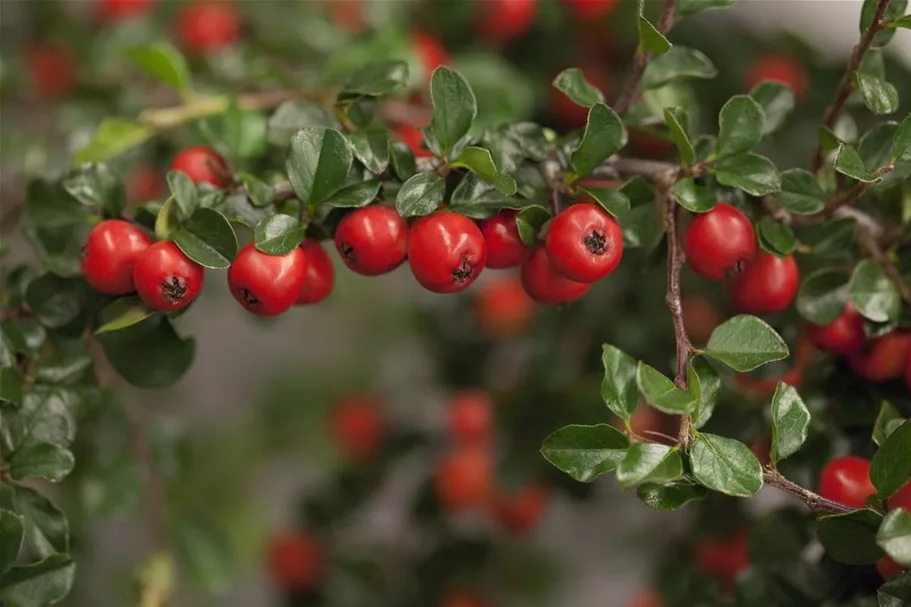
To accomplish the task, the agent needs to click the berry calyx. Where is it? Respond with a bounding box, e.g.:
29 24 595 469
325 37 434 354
479 210 532 269
545 202 623 283
849 331 911 383
683 203 757 280
227 243 307 316
176 1 241 55
491 483 549 534
807 302 866 355
729 252 799 315
448 389 494 445
28 44 76 100
877 556 907 581
266 531 324 592
334 205 408 276
411 31 448 82
694 531 750 591
330 393 386 461
819 456 876 509
133 241 204 311
97 0 155 22
296 240 335 306
475 274 535 339
746 54 809 100
434 446 493 512
477 0 537 44
408 212 487 293
170 146 232 188
520 246 590 305
81 220 153 295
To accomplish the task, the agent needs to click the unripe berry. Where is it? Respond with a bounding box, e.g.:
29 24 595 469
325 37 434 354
807 302 866 355
479 210 532 269
228 243 307 316
877 556 907 581
176 1 241 55
729 252 798 315
266 531 324 592
545 203 623 283
434 446 493 512
295 240 335 305
81 220 152 295
334 206 408 276
28 44 76 100
330 393 386 461
694 531 749 591
97 0 155 22
520 246 590 305
683 203 756 280
477 0 537 44
849 331 911 383
411 31 448 82
133 241 204 311
475 274 535 339
447 389 494 445
818 456 875 509
170 146 232 188
746 54 808 100
408 212 487 293
491 483 549 534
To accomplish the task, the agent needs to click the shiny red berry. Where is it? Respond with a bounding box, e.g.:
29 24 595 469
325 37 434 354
334 206 408 276
448 389 494 445
266 531 324 592
411 31 448 81
683 203 757 280
520 246 590 305
176 1 241 55
730 252 798 315
434 446 493 512
330 393 386 461
170 146 232 188
396 125 433 159
81 220 152 295
562 0 620 20
228 243 307 316
819 456 876 509
549 66 610 129
877 556 907 581
807 302 866 355
408 212 487 293
746 54 808 100
133 241 204 311
479 210 532 269
295 240 334 305
491 483 549 534
545 203 623 283
889 481 911 511
127 166 165 203
97 0 155 21
477 0 537 43
475 273 535 338
849 331 911 383
28 44 76 100
694 531 749 591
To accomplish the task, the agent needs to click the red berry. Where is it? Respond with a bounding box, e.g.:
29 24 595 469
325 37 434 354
475 274 535 338
127 166 165 203
549 66 610 129
819 456 875 509
170 146 232 188
408 212 487 293
440 592 489 607
330 393 386 461
520 246 590 305
563 0 620 20
807 302 866 355
334 206 408 276
746 54 808 100
266 531 324 592
545 203 623 283
177 1 241 55
81 220 152 295
730 252 799 315
877 556 907 581
434 446 493 512
681 295 722 344
28 44 76 100
228 243 307 316
491 483 549 534
296 240 334 305
683 203 757 280
477 0 537 44
133 241 204 311
694 531 749 591
411 31 448 82
448 389 494 445
628 403 679 444
479 210 532 269
97 0 155 21
849 331 911 383
396 125 433 159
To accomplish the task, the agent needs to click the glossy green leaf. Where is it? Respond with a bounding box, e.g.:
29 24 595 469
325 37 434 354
2 387 77 451
861 0 908 46
24 274 82 329
818 509 885 564
850 260 901 323
349 127 390 174
879 571 911 604
691 357 720 429
616 443 683 490
254 214 306 255
796 268 851 325
171 208 237 269
579 187 630 218
0 510 23 575
13 485 69 558
750 81 795 135
895 113 911 161
892 14 911 28
389 141 417 180
674 178 716 213
636 362 699 415
62 162 124 217
8 443 75 483
757 217 796 257
515 206 550 247
834 144 880 183
202 105 267 162
776 168 826 214
430 67 477 154
98 316 195 389
166 171 197 218
126 42 191 95
714 152 781 196
395 173 446 218
340 60 409 97
239 173 274 208
286 127 353 207
855 72 899 115
267 101 340 147
663 107 695 165
871 421 911 498
690 433 764 497
638 15 671 54
873 401 906 447
23 180 83 229
552 68 605 107
154 196 177 241
878 508 911 567
704 315 790 372
642 46 717 89
95 297 156 336
570 103 625 178
74 118 156 164
636 482 708 510
0 366 22 407
600 344 638 420
770 382 810 464
717 95 765 158
452 147 517 195
322 179 382 208
0 553 75 607
540 424 630 482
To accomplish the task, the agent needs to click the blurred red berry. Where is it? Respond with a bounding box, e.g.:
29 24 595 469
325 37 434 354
746 54 808 100
562 0 620 21
877 556 906 581
475 273 535 338
694 530 750 591
330 393 386 461
448 389 494 445
491 483 549 534
127 166 165 204
411 31 448 81
477 0 537 44
434 446 493 511
27 44 76 100
266 531 324 592
177 1 241 55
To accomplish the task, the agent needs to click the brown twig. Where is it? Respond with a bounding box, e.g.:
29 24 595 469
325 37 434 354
814 162 895 220
810 0 892 172
128 402 167 551
763 468 853 514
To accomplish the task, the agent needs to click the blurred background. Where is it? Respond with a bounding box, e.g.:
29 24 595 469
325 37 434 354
1 1 910 606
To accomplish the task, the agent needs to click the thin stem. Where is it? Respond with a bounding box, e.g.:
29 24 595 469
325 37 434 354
815 162 895 219
128 402 167 551
811 0 891 172
613 0 678 116
763 469 853 514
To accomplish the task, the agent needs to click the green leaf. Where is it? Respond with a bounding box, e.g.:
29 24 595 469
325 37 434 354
873 401 906 447
690 433 764 497
878 508 911 567
704 315 790 372
636 362 698 415
62 163 124 217
166 170 197 218
663 107 695 165
757 217 796 257
13 485 69 557
676 0 737 16
202 104 267 162
239 173 274 208
540 424 630 482
770 382 810 464
674 178 716 213
871 421 911 498
861 0 908 46
714 152 781 196
750 81 795 135
2 387 77 451
254 214 306 256
691 357 720 429
796 268 851 325
286 127 353 207
267 101 340 148
850 260 901 323
23 180 83 229
389 141 416 180
818 509 885 564
552 68 606 108
892 14 911 28
0 366 22 407
638 15 672 54
579 187 630 218
340 60 409 97
600 344 638 420
349 127 390 175
154 196 177 241
8 443 75 483
395 173 446 218
97 316 195 389
95 296 155 336
322 180 382 208
452 147 517 195
636 482 708 510
0 510 23 575
642 46 718 90
716 95 765 158
515 206 550 247
74 118 156 164
894 113 911 162
172 517 236 594
126 42 191 96
835 144 880 183
24 274 82 329
0 553 75 607
430 67 477 154
171 208 237 269
775 168 826 214
879 572 911 604
855 72 899 115
616 444 683 490
570 103 625 178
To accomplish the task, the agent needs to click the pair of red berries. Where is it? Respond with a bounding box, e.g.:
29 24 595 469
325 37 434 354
683 203 798 315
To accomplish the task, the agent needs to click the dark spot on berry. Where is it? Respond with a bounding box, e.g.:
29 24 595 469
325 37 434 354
161 276 188 304
340 242 356 263
452 258 474 284
240 288 259 308
584 230 607 255
728 259 747 276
